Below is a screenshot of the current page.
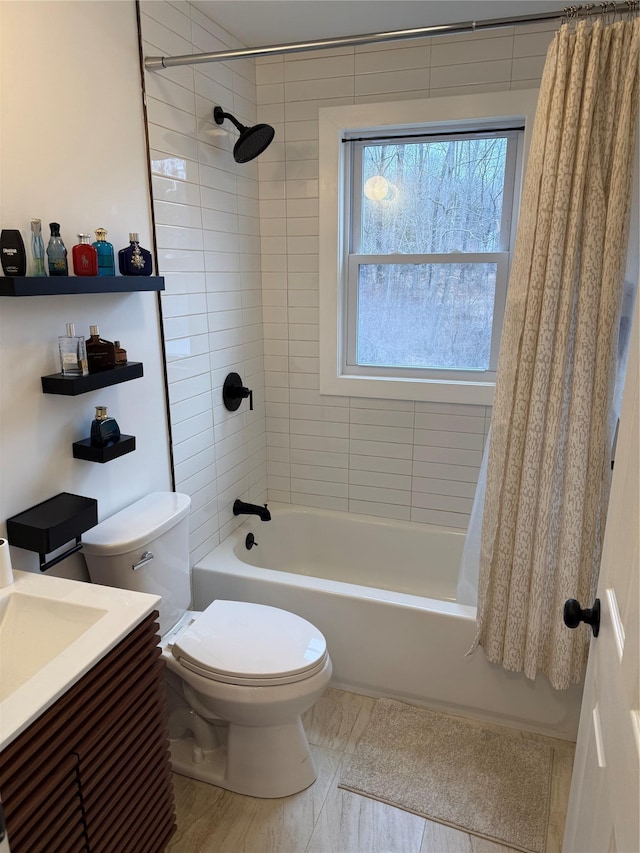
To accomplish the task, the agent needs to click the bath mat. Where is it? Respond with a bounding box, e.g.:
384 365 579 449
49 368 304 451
339 698 553 853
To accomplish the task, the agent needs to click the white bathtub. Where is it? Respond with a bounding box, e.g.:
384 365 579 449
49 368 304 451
193 503 582 739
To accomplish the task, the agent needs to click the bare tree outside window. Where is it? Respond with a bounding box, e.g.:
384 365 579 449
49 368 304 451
357 262 498 370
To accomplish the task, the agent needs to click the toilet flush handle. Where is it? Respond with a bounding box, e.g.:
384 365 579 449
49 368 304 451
132 551 154 571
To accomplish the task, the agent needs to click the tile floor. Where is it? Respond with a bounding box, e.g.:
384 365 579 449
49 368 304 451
167 688 575 853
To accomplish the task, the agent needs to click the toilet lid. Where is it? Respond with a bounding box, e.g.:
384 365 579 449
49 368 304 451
172 600 328 686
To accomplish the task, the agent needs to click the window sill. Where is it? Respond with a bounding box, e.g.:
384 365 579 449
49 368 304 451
319 369 495 405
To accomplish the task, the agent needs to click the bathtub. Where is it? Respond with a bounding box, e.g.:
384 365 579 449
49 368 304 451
193 503 582 740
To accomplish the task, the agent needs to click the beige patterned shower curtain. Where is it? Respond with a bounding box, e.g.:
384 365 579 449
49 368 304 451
475 17 639 691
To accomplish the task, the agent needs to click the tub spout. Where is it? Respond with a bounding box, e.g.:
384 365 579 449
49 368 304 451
233 499 271 521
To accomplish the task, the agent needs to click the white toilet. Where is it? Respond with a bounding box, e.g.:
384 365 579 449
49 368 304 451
82 492 332 799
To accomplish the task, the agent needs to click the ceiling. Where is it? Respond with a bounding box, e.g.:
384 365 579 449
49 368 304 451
193 1 564 50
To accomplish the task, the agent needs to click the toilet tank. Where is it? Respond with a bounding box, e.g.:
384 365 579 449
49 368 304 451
82 492 191 635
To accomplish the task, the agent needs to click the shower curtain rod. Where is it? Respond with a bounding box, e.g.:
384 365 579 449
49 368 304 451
144 2 636 70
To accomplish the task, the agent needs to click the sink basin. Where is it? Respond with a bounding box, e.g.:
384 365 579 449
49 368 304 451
0 591 107 700
0 571 160 751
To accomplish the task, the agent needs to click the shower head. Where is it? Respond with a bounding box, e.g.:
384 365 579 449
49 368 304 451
213 106 275 163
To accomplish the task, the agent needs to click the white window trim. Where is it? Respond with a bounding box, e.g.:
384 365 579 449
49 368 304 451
319 89 539 405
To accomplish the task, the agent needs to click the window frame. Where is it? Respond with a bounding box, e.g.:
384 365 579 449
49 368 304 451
318 89 539 405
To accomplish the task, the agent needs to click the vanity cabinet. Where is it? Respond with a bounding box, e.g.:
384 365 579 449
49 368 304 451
0 611 176 852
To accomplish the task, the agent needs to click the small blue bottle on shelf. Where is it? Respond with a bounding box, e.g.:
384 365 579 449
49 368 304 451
90 406 121 447
118 232 152 276
92 227 115 276
47 222 68 275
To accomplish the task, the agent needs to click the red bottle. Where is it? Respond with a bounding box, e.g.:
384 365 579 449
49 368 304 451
72 234 98 276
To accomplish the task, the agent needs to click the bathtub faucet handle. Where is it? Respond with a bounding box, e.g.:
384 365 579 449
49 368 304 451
223 372 253 412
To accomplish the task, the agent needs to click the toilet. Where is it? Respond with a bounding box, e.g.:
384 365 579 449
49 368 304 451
82 492 332 798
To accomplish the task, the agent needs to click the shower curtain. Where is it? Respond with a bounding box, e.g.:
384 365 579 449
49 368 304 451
473 16 639 691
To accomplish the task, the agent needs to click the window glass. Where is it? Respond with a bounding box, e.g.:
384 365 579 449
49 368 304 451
356 262 498 370
359 136 509 255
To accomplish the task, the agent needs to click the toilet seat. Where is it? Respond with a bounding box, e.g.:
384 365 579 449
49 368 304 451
172 600 329 687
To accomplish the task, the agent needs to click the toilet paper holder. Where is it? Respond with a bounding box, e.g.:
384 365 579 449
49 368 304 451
6 492 98 571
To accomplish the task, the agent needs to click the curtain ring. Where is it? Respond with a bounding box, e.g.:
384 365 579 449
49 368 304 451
565 4 580 27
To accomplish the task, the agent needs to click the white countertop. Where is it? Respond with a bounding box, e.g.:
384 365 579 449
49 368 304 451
0 570 160 751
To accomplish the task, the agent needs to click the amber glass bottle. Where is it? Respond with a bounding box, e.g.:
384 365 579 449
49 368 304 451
86 325 116 373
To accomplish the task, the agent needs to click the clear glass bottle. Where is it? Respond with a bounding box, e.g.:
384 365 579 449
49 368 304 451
90 406 121 447
58 323 89 376
92 227 115 276
86 325 116 373
118 232 152 276
47 222 68 276
114 340 127 365
72 234 98 276
30 219 46 276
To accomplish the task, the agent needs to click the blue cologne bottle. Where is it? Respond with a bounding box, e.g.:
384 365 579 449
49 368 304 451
47 222 68 275
118 232 152 276
93 228 115 276
90 406 121 447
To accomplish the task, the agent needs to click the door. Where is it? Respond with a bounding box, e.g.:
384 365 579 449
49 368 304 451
563 297 639 853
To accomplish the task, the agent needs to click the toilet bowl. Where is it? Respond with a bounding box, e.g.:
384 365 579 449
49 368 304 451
163 600 332 797
82 492 332 798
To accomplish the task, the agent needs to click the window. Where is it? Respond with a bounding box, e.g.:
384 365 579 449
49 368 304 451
319 90 539 404
347 128 519 379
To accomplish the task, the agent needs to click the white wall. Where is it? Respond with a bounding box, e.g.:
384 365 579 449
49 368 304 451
256 23 556 528
0 1 172 578
139 1 267 565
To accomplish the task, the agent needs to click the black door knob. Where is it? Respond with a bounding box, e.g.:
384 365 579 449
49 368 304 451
563 598 600 637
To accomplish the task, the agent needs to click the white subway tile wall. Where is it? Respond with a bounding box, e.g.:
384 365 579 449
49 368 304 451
256 20 555 530
142 2 555 542
140 1 267 564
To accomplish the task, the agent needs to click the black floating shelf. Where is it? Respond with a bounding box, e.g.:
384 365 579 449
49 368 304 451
73 434 136 463
7 492 98 562
42 362 143 396
0 275 164 296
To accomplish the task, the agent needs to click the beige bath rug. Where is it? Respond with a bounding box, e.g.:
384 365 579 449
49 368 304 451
339 698 553 853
